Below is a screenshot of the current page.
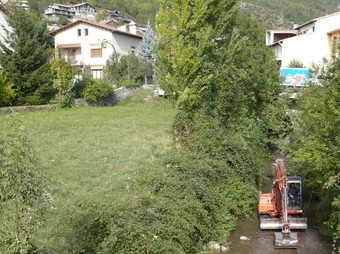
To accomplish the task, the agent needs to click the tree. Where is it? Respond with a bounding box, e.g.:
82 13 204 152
104 54 145 87
0 7 55 105
151 0 284 250
0 116 51 253
138 22 155 62
138 22 155 85
288 41 340 252
51 53 77 107
155 0 281 117
287 59 305 68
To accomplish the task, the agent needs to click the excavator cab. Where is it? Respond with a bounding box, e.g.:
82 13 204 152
287 177 303 211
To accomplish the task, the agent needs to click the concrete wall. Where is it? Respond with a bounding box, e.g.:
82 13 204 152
281 13 340 68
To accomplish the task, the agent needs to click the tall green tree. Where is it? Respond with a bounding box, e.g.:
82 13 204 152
0 7 55 105
51 53 76 107
155 0 280 118
151 0 284 250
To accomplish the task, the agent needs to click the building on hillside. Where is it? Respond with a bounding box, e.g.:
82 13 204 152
100 18 120 28
44 2 96 21
1 0 29 11
17 0 29 11
49 19 143 79
106 10 131 23
266 11 340 69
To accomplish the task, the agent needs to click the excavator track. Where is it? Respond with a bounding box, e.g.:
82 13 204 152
260 216 307 230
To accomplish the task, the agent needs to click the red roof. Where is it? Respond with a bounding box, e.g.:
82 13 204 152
48 19 142 39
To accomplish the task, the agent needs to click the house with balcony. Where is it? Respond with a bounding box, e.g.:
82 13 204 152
266 11 340 69
44 2 96 21
49 19 143 79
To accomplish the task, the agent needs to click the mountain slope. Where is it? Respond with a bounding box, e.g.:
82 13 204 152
20 0 340 27
244 0 338 25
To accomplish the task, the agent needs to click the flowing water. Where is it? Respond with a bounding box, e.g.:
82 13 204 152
226 162 333 254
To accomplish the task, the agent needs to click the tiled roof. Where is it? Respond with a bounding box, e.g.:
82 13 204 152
48 19 142 39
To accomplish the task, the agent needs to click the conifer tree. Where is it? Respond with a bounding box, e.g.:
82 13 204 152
0 7 55 105
138 22 155 63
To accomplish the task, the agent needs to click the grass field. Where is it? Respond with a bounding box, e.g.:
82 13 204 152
0 89 177 250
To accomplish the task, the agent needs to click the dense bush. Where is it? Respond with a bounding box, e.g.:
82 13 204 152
0 71 15 107
82 79 114 103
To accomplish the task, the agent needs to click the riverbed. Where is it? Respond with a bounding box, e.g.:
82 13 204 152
227 161 333 254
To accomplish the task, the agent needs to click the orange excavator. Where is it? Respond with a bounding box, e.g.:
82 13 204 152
258 158 308 248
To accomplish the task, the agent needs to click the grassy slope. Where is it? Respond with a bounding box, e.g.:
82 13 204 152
0 89 177 249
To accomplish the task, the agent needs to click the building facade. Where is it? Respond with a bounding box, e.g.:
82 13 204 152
266 11 340 69
44 2 96 21
49 19 143 79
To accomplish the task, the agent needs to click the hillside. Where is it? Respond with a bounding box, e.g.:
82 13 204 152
16 0 340 27
245 0 339 25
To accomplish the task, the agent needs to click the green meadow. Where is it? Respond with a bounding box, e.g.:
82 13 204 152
0 89 177 250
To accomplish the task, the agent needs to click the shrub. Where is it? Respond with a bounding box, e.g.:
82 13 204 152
121 79 140 87
58 93 75 108
0 71 15 107
82 80 113 103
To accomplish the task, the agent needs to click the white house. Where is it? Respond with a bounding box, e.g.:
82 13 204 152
266 11 340 68
49 19 143 79
0 4 10 45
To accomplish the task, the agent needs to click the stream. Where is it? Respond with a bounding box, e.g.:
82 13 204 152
226 210 333 254
226 162 333 254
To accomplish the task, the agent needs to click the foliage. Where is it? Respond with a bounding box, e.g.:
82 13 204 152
95 10 108 22
153 0 282 250
82 79 113 103
0 116 51 253
0 71 15 107
104 54 145 87
0 7 55 105
51 54 77 108
287 59 306 68
57 16 70 26
155 0 281 116
138 22 155 62
288 41 340 251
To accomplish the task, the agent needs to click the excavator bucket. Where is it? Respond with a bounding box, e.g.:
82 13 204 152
260 217 308 230
274 232 298 249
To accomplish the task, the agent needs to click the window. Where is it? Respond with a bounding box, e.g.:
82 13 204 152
130 46 136 55
85 28 88 36
77 29 81 36
92 69 103 79
91 48 102 58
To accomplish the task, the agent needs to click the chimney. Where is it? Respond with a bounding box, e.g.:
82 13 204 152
128 21 136 34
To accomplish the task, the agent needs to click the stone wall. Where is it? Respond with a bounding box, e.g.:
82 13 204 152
0 104 58 115
0 87 141 115
75 86 141 107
